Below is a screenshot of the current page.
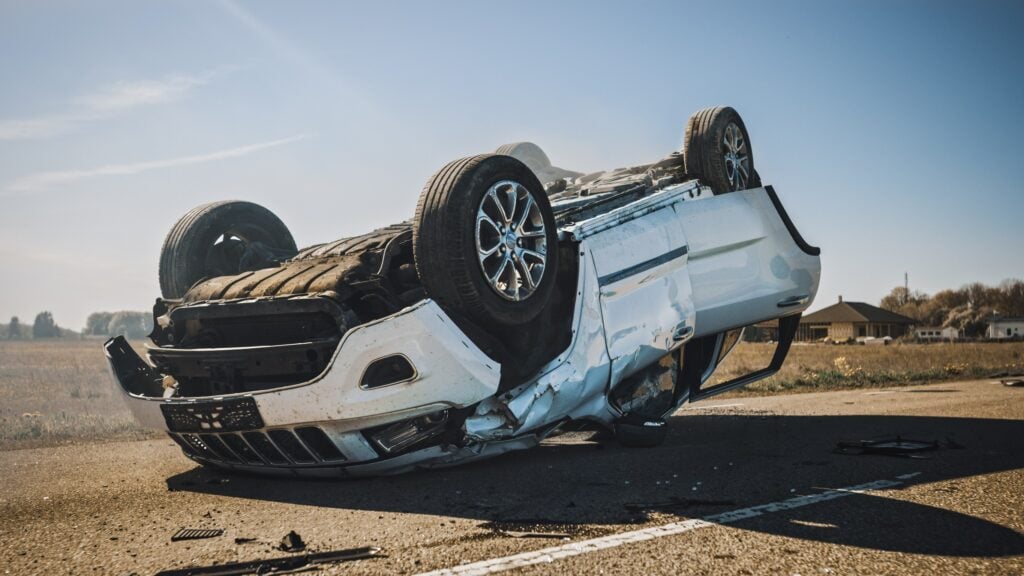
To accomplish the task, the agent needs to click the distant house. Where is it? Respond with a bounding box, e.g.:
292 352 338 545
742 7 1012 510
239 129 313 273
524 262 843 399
915 326 960 341
796 297 917 342
986 317 1024 340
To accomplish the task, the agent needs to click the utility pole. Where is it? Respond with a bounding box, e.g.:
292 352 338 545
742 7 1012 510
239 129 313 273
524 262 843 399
904 272 909 305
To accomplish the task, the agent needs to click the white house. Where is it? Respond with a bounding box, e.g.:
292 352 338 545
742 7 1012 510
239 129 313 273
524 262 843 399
915 326 960 341
986 317 1024 340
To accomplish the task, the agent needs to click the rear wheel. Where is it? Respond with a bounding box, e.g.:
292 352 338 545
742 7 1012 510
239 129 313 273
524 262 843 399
684 106 755 193
413 154 559 328
159 201 296 299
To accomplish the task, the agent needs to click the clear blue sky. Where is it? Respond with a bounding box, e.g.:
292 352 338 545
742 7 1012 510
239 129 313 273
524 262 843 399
1 0 1022 329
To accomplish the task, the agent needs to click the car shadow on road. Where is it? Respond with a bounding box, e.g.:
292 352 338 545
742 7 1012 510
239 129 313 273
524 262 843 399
167 413 1024 558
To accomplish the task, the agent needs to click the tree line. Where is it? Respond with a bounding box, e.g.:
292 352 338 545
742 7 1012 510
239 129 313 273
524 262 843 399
4 312 66 339
879 278 1024 337
82 311 154 339
4 310 153 340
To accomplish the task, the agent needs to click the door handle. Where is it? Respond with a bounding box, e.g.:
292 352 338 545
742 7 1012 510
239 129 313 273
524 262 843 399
777 294 810 308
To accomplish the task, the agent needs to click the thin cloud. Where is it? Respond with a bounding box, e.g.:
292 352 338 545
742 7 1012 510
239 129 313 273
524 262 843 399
0 114 84 140
76 74 209 112
0 73 211 141
5 134 307 193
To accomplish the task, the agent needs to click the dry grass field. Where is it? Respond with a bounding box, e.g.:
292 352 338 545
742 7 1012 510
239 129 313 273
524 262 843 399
0 339 158 451
1 339 1022 451
711 341 1024 395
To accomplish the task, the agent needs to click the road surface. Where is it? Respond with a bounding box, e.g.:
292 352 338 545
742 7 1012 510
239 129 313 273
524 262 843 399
2 379 1022 575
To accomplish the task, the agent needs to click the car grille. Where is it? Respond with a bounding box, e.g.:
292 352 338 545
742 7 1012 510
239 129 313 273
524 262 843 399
170 426 347 467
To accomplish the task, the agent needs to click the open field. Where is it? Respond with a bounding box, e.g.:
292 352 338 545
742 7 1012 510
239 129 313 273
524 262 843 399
1 339 1022 451
712 341 1024 395
0 339 158 451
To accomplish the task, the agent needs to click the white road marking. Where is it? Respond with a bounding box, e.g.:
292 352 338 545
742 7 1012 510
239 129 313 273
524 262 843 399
414 475 915 576
686 402 746 410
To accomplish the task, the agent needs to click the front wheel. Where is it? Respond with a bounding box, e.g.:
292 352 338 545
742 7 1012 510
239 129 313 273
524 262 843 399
413 154 559 328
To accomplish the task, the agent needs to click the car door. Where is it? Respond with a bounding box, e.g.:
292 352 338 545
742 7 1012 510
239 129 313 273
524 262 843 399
580 195 696 387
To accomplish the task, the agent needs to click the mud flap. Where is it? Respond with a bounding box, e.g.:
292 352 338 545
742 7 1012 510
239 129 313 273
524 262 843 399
685 314 801 402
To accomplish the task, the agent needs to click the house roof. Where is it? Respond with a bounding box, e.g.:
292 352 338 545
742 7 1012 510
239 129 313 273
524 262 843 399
989 317 1024 324
800 301 917 325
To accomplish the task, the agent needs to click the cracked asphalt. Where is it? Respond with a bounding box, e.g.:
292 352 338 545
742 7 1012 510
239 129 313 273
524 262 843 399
2 379 1022 575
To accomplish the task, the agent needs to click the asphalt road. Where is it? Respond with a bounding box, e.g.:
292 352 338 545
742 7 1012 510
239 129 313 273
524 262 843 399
2 379 1022 575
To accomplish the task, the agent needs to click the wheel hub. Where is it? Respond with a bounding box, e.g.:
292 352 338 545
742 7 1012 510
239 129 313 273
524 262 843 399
475 180 548 301
722 122 749 191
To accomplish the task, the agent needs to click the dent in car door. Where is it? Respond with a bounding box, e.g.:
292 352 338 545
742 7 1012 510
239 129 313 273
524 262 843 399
586 203 695 387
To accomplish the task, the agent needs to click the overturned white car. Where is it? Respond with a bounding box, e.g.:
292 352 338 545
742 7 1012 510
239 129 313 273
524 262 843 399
105 107 821 476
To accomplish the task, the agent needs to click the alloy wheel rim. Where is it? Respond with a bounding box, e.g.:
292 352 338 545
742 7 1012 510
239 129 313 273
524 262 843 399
475 180 547 301
722 123 750 191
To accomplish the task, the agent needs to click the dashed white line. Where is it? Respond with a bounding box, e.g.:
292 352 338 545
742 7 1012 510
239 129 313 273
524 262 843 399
414 475 916 576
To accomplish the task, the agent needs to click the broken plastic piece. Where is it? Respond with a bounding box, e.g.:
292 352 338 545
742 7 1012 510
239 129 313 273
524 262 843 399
500 530 571 540
155 546 382 576
171 528 224 541
279 530 306 552
834 436 939 458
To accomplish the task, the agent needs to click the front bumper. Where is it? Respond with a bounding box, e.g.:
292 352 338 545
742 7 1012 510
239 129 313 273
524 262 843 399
105 300 502 473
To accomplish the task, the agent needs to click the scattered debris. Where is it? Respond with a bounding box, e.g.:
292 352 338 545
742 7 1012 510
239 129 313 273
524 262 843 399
279 531 306 552
834 436 946 458
234 537 257 545
155 546 382 576
1001 376 1024 387
499 530 571 540
171 528 224 542
480 519 600 540
623 497 736 513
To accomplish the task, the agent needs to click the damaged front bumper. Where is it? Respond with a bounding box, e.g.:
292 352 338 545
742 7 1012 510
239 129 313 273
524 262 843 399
105 300 503 476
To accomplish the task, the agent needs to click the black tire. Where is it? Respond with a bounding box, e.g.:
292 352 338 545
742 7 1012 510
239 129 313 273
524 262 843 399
413 154 559 328
750 168 762 188
684 106 755 194
159 201 296 299
614 415 668 448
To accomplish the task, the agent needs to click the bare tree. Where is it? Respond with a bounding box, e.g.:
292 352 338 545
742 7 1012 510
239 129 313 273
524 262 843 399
85 312 114 336
107 311 153 340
